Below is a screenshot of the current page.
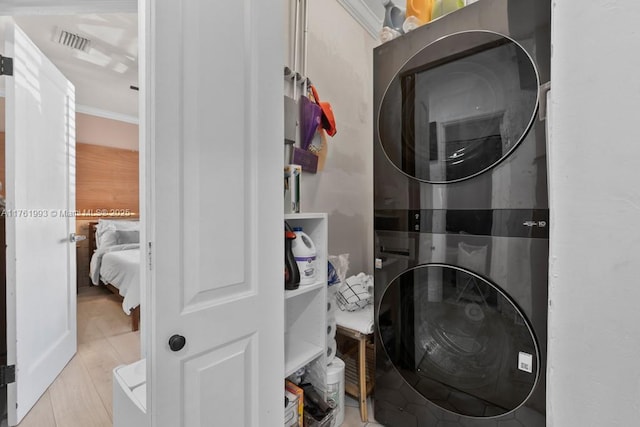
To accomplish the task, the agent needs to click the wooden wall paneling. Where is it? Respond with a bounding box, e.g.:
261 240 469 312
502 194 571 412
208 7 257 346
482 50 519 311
0 137 139 213
75 142 139 214
0 133 5 198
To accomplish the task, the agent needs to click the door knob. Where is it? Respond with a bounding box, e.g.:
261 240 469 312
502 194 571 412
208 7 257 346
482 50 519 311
69 233 86 243
168 334 186 352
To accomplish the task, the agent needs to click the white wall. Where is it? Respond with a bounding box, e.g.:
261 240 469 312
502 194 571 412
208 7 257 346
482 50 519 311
76 113 138 150
287 0 377 275
548 1 640 425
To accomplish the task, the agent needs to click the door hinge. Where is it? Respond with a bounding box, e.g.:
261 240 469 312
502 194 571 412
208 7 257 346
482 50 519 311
1 365 16 386
0 55 13 76
147 241 153 271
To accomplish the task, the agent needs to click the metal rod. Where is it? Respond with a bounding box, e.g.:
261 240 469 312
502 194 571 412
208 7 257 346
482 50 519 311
292 0 300 101
302 0 309 96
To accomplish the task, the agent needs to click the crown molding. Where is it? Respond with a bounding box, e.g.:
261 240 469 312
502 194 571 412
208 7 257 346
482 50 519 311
0 0 136 15
337 0 382 40
76 104 139 125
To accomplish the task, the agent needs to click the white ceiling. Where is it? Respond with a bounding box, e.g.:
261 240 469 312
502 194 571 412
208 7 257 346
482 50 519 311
0 1 136 16
6 13 139 121
0 1 383 123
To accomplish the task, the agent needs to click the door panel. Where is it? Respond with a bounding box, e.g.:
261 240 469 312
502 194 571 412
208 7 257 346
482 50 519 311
181 0 249 306
4 19 76 425
146 0 284 425
182 336 253 426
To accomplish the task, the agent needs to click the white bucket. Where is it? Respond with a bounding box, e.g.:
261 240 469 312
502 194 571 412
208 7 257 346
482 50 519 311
326 357 345 427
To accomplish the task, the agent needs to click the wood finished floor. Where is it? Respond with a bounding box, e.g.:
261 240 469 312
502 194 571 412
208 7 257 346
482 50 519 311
15 287 375 427
18 286 140 427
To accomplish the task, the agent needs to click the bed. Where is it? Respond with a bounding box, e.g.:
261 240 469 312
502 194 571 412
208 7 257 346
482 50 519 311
88 219 141 331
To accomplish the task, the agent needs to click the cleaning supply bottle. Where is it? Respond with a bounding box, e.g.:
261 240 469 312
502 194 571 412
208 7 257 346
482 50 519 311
380 0 405 42
285 222 300 290
431 0 465 20
403 0 432 32
291 227 317 286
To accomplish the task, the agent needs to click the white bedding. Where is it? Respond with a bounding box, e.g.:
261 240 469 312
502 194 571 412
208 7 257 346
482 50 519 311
90 244 140 314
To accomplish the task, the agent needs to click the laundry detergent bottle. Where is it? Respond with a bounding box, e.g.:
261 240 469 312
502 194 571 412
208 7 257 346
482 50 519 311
404 0 433 32
383 0 405 32
380 0 405 42
291 227 317 286
431 0 465 20
285 222 300 290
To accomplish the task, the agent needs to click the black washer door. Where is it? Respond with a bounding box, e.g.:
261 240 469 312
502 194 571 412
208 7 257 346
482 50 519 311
378 31 539 183
377 265 539 417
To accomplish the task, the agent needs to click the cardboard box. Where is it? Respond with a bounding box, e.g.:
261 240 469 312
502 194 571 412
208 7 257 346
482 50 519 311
285 390 299 427
285 380 304 427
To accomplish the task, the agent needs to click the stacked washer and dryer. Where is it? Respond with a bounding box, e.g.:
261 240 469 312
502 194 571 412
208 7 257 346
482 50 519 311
373 0 550 425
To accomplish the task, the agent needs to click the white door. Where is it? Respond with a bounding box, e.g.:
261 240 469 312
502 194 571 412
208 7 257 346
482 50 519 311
144 0 284 426
3 19 76 426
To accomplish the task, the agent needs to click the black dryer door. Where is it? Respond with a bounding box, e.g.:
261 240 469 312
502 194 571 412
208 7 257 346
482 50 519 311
377 264 539 417
378 31 539 183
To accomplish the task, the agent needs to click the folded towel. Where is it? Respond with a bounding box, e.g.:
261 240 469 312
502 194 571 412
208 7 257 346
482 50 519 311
336 273 373 311
335 304 374 335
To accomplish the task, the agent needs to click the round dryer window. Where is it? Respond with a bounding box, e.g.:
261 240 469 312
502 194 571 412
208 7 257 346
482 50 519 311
378 31 539 183
377 264 539 417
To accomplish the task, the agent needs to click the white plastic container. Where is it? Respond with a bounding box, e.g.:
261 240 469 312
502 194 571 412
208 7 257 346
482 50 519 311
291 227 317 285
113 359 147 427
326 357 345 427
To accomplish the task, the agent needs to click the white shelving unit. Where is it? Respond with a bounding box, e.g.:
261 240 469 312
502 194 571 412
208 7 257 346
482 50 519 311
284 213 328 388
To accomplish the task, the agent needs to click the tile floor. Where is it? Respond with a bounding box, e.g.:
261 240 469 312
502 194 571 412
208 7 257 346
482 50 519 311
341 395 383 427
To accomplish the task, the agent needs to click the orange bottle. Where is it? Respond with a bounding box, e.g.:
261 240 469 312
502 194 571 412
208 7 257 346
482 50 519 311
405 0 433 28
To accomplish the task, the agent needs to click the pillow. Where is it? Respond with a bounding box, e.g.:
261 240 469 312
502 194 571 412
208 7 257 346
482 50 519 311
96 219 139 248
115 229 140 244
99 230 118 248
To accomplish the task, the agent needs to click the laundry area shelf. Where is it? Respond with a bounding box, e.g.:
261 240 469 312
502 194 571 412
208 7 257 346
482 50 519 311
284 212 328 393
284 339 324 377
285 281 324 299
285 212 327 221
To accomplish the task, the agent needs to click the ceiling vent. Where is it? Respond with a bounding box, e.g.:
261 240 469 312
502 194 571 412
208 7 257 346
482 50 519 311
55 29 91 52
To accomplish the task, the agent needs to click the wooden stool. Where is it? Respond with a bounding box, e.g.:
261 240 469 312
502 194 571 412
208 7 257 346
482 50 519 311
335 324 374 422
